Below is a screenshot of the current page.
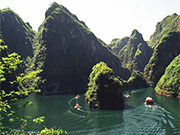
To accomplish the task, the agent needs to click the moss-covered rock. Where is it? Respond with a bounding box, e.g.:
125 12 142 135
109 29 152 72
0 8 35 58
144 32 180 86
148 13 180 48
155 55 180 98
85 62 124 110
35 2 130 94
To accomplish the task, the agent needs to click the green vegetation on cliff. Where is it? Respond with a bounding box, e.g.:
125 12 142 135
144 32 180 86
119 30 152 72
155 55 180 97
148 13 180 48
0 8 35 58
85 62 124 110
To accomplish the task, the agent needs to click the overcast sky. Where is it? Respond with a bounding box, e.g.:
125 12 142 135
1 0 180 44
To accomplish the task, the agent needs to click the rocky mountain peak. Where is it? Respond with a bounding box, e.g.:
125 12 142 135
45 2 69 18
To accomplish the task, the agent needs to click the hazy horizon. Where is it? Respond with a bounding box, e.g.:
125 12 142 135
1 0 180 44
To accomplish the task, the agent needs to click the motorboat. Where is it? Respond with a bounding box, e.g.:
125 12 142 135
145 97 153 105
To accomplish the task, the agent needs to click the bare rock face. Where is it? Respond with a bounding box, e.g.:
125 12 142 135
36 2 130 94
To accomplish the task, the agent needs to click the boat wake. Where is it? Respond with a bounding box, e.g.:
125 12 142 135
68 96 91 114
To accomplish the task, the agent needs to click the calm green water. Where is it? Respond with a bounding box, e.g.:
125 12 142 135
3 87 180 135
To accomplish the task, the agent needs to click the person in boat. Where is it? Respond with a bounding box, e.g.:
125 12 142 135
131 90 135 93
74 103 81 110
145 97 153 105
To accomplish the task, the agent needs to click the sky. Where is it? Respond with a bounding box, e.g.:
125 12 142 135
1 0 180 44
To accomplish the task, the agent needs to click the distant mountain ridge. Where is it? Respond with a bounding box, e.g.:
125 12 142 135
109 29 152 72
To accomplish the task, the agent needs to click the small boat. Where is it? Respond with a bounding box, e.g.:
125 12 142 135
74 103 81 110
131 90 135 93
125 95 130 98
145 97 153 105
75 95 80 99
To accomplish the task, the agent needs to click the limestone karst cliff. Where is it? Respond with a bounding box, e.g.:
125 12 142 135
35 2 130 94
